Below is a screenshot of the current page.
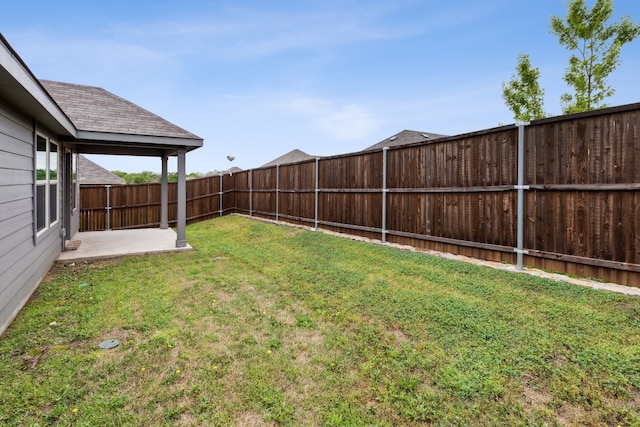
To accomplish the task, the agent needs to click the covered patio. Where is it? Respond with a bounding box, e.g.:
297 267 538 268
41 80 204 250
56 228 192 263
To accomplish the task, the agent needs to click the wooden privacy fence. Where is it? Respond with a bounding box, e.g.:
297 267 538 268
79 174 236 231
80 103 640 286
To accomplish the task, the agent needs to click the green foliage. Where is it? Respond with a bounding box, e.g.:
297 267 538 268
35 169 57 181
1 216 639 425
501 53 546 122
112 170 202 184
550 0 640 113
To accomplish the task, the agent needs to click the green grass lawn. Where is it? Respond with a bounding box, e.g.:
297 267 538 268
1 215 639 426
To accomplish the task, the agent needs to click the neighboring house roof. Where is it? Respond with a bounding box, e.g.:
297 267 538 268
202 166 242 176
261 149 318 167
363 129 448 151
78 155 126 185
223 166 243 174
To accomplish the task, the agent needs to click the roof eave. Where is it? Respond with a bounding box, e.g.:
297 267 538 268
70 130 204 156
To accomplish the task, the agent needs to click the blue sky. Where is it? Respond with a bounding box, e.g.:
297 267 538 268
2 0 640 173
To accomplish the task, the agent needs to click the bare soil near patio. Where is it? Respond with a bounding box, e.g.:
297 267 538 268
1 215 638 426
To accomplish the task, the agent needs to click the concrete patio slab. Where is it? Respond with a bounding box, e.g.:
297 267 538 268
56 228 192 263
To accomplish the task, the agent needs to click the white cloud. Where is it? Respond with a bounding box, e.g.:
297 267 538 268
104 4 426 61
9 30 171 84
273 95 380 141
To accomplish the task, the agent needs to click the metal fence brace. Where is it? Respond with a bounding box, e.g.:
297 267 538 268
105 185 111 231
382 147 388 243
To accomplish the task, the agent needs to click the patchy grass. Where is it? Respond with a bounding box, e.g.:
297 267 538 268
0 215 639 426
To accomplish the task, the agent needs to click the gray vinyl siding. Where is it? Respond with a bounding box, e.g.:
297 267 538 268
0 97 62 335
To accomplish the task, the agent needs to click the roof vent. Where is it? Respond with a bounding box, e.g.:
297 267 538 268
389 136 398 141
421 133 430 139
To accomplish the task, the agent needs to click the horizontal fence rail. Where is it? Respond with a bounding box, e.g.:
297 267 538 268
80 103 640 287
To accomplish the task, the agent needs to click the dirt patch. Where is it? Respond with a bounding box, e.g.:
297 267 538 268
274 307 296 325
40 271 56 284
293 328 324 365
56 258 119 273
555 353 570 367
615 299 638 309
556 403 588 426
522 383 552 408
177 408 198 426
517 373 555 422
212 290 234 303
391 326 409 343
235 411 266 426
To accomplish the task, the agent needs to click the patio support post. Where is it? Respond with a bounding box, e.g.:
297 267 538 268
160 154 169 229
176 148 187 247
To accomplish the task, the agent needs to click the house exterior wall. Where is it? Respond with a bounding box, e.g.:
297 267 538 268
0 96 62 335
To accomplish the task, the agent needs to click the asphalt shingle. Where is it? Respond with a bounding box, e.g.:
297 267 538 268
77 155 126 185
40 80 200 140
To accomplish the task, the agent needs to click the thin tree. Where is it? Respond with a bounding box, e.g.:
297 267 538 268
550 0 640 114
502 53 546 122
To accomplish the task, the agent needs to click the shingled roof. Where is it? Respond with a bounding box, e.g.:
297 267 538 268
78 155 126 185
219 166 243 175
261 149 318 167
363 129 447 151
40 80 200 140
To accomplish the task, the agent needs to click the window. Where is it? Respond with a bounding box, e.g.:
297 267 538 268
35 134 59 234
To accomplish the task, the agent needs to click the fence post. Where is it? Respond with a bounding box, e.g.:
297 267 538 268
315 157 319 230
381 147 389 243
276 164 279 221
219 174 223 217
249 169 253 216
105 185 111 231
515 124 529 270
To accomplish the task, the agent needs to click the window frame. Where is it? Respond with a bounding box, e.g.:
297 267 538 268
35 132 60 237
